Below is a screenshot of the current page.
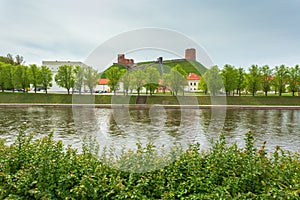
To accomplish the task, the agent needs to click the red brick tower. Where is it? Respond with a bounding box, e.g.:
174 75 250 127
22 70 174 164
185 48 196 60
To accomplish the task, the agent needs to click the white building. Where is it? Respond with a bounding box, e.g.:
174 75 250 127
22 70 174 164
185 73 201 91
42 61 87 92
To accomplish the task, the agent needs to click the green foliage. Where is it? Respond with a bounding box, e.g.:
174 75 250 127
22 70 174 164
274 65 289 96
221 64 238 96
260 65 273 96
246 65 261 96
1 131 300 199
203 65 223 96
287 65 300 96
106 66 126 95
39 66 53 94
132 68 145 96
84 66 100 94
163 64 187 96
29 64 40 93
55 65 75 94
144 66 160 95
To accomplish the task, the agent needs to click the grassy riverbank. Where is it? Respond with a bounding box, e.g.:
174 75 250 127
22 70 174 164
1 131 300 199
0 92 300 106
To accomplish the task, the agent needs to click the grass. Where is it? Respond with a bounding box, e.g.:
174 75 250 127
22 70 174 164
1 130 300 199
0 92 300 106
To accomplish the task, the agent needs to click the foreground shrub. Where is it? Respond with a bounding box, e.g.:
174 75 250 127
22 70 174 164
0 130 300 199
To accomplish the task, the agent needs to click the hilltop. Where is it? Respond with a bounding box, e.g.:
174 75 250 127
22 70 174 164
101 59 207 78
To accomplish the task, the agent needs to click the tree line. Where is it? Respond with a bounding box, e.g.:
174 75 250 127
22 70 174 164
200 64 300 96
105 64 187 96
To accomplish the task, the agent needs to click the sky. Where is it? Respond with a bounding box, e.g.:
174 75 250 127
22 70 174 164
1 0 300 70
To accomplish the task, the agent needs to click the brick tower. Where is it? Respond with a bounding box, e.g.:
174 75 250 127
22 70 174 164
185 48 196 60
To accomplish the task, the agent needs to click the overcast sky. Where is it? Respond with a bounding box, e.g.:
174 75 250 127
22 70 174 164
1 0 300 69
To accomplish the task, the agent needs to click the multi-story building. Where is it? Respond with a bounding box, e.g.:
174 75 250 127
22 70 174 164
42 60 87 92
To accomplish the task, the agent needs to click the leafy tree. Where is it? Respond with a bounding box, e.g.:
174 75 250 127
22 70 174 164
84 66 99 95
274 64 289 96
0 62 5 92
29 64 40 93
203 65 222 96
246 65 261 96
15 55 24 65
198 76 208 94
236 67 245 96
15 65 30 92
144 66 160 95
3 63 16 91
221 64 238 96
132 68 145 96
121 69 134 95
106 66 125 95
287 65 300 96
55 65 74 94
260 65 273 96
6 54 14 65
39 66 53 94
164 64 187 96
74 66 85 94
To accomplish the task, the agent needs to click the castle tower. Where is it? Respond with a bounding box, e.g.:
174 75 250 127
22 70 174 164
185 48 196 60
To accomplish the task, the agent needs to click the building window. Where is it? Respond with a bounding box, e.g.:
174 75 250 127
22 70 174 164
190 82 192 86
194 82 196 86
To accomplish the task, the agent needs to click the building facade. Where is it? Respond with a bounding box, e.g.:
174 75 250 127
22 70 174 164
42 61 87 92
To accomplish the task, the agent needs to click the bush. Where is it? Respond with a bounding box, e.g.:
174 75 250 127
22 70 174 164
1 130 300 199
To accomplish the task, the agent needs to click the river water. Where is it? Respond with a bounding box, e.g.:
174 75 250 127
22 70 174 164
0 107 300 153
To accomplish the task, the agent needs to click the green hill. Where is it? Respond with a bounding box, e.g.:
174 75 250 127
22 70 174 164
102 59 207 77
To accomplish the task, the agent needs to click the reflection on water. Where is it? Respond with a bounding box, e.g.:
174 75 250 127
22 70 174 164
0 107 300 153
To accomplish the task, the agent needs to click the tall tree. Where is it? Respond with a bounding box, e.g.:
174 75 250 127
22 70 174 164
164 64 187 96
29 64 40 93
0 62 5 92
260 65 273 96
287 65 300 96
198 76 208 94
15 55 24 65
274 64 289 96
74 66 85 94
15 65 30 92
121 69 133 95
221 64 238 96
84 66 99 95
39 66 53 94
246 65 261 96
55 65 74 94
106 66 125 95
4 64 16 91
236 67 245 96
132 68 145 96
144 66 160 95
203 65 222 96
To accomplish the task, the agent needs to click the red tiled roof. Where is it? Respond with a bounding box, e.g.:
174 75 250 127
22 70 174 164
98 78 109 85
187 73 201 80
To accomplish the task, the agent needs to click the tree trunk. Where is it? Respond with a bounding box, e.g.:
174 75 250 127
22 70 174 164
45 88 48 94
265 91 267 96
67 89 70 94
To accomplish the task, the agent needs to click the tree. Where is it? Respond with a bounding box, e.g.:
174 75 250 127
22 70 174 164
132 68 145 96
74 66 85 94
164 64 187 96
106 66 125 95
84 66 99 95
203 65 222 96
15 65 30 92
246 65 261 96
121 69 133 95
198 76 208 94
29 64 40 93
236 67 245 96
55 65 74 94
15 55 24 65
4 64 16 91
274 64 289 96
260 65 273 96
39 66 53 94
221 64 238 96
144 66 160 95
287 65 300 96
0 62 5 92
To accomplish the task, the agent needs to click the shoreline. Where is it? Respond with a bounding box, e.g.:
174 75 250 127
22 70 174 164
1 103 300 110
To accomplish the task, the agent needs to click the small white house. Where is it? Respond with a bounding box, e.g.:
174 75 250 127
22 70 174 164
186 73 201 91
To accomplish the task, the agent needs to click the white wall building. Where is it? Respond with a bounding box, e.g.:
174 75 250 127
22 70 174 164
42 61 87 92
185 73 201 92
